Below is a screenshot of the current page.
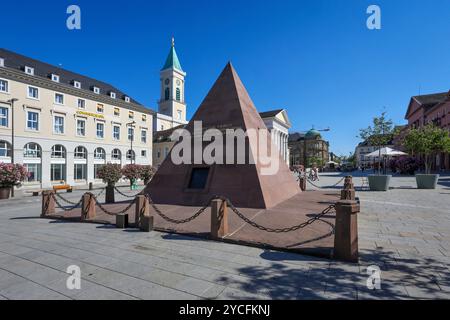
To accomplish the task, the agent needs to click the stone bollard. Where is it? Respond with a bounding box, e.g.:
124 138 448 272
135 195 150 228
41 191 55 217
334 200 359 263
299 176 306 191
140 216 154 232
211 199 228 239
341 176 356 200
116 214 129 229
81 193 96 221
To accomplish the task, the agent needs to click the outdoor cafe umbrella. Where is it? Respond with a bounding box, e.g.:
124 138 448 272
365 147 408 174
365 147 408 158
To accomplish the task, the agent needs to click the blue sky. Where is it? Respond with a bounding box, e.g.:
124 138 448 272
2 0 450 155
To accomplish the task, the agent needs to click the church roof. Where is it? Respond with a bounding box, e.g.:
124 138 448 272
305 129 321 139
161 39 183 72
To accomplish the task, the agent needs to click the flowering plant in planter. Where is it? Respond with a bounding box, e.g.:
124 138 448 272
0 163 29 187
140 165 156 184
122 164 142 186
96 163 122 186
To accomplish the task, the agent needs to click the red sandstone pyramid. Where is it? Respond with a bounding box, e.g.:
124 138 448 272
145 63 301 208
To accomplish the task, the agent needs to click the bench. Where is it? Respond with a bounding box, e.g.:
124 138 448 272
53 185 73 193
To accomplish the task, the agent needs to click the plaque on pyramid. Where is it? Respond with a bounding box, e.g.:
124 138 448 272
145 62 301 208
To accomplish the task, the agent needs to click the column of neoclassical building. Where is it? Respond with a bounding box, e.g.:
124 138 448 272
272 129 289 163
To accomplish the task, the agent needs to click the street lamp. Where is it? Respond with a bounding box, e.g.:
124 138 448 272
126 121 136 164
7 98 18 198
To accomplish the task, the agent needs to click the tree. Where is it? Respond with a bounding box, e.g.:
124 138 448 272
96 163 122 186
359 112 396 174
403 124 450 174
140 165 156 184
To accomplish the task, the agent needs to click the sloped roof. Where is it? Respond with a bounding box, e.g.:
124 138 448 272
413 92 448 108
259 109 284 118
161 43 183 72
0 48 144 106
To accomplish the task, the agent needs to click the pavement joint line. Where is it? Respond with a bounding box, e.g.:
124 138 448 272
358 198 450 212
0 265 74 300
0 232 273 298
0 247 140 300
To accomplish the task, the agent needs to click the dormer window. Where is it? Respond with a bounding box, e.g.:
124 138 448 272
110 92 116 99
25 66 34 75
124 96 130 103
92 86 100 94
0 58 4 67
73 81 81 89
51 74 60 82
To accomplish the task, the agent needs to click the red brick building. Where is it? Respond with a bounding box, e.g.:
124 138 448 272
404 91 450 170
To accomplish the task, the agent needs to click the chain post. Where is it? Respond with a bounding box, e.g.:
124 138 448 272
41 190 55 217
211 198 229 239
334 200 359 262
81 193 96 220
341 175 356 200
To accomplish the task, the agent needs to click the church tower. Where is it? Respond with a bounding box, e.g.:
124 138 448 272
157 37 187 130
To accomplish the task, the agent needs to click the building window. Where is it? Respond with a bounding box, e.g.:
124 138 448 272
160 125 164 131
141 150 147 157
74 164 87 180
94 147 106 160
76 119 86 136
27 111 39 131
176 88 181 101
0 107 8 127
112 149 121 160
24 163 41 183
51 74 60 82
164 147 169 157
128 127 134 141
25 66 34 75
0 79 8 93
97 104 104 113
24 143 41 158
114 107 120 116
53 115 64 134
96 122 104 139
113 125 120 140
78 99 85 109
74 146 87 159
125 96 130 103
129 111 134 119
0 140 11 157
51 145 66 158
177 110 182 120
93 86 100 94
73 81 81 89
55 93 64 105
94 164 103 179
165 87 170 101
27 86 39 99
142 114 146 122
51 164 66 182
126 150 135 161
0 58 4 67
110 92 116 99
141 130 147 143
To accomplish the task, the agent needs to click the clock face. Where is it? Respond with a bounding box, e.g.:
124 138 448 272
176 79 181 85
164 79 170 85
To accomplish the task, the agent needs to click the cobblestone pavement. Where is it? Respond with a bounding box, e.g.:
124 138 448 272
0 177 449 300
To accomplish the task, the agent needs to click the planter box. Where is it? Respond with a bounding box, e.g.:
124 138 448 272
0 187 11 200
368 175 391 191
415 174 439 189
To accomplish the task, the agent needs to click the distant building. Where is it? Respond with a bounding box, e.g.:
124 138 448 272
288 129 330 168
354 135 394 169
404 91 450 170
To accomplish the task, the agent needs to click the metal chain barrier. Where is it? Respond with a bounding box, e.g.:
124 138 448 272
89 193 135 216
52 193 83 211
226 198 336 233
114 186 145 198
144 194 211 224
306 176 346 189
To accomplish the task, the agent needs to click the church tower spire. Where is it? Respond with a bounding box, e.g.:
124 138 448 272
157 37 187 130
